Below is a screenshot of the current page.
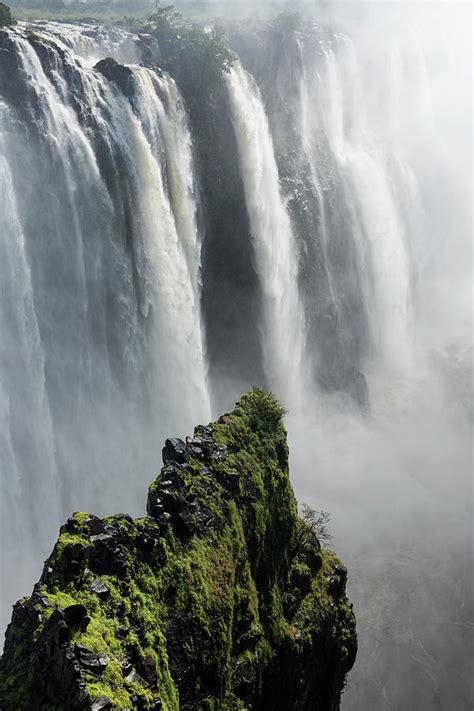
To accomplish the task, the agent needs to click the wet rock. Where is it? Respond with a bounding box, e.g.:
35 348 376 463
90 532 115 544
132 694 151 710
328 566 348 598
136 32 161 63
86 515 107 535
162 438 189 465
214 468 240 495
175 504 196 538
211 444 227 461
91 696 113 711
89 535 127 578
74 643 108 676
37 609 69 651
90 578 110 600
136 531 166 566
194 425 213 439
30 588 50 609
194 505 217 531
165 612 201 707
34 611 91 707
125 669 146 686
147 481 181 522
186 427 227 462
64 604 89 631
147 497 167 523
64 542 88 563
115 625 130 640
94 57 134 97
10 599 42 634
148 448 222 536
140 654 158 686
70 682 90 707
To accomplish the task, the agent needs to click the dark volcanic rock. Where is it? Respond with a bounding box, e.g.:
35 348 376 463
89 579 110 600
0 391 356 710
91 697 112 711
94 57 134 97
89 531 127 578
162 437 189 465
74 643 108 676
64 604 89 630
35 611 90 708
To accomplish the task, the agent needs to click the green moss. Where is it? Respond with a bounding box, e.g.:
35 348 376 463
0 390 356 710
88 676 132 706
71 511 91 526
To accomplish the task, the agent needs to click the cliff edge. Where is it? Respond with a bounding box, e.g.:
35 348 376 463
0 390 356 710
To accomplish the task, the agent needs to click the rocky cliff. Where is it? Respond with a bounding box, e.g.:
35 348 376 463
0 390 356 710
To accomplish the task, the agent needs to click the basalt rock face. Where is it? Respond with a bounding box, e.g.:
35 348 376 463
94 58 134 97
0 391 356 710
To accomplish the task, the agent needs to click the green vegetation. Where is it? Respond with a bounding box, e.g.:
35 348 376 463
10 0 152 22
144 5 234 77
297 504 333 549
0 3 14 27
0 390 356 709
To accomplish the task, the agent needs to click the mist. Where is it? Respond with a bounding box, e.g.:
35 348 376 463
219 2 473 707
0 0 472 708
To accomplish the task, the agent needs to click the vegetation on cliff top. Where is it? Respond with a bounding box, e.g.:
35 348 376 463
0 3 14 27
0 389 356 710
142 5 234 95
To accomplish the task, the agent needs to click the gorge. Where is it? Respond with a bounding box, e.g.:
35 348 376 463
0 3 472 709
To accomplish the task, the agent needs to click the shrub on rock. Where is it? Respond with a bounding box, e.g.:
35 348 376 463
0 3 13 28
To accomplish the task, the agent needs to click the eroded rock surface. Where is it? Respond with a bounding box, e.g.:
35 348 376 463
0 391 356 710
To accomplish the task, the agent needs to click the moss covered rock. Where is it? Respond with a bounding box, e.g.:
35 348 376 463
0 390 356 710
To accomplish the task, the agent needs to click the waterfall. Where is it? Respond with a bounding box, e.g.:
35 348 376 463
0 24 210 632
123 66 210 425
25 20 143 67
226 62 306 406
294 32 413 376
0 106 61 613
278 12 471 711
0 9 471 710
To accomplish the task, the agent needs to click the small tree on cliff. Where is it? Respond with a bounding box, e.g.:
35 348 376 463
291 504 333 559
0 3 14 28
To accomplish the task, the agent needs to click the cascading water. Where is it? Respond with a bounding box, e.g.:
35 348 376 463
0 6 471 710
304 35 413 372
29 20 143 66
278 26 414 383
0 22 210 633
256 9 471 710
122 66 210 424
0 108 61 608
226 62 306 407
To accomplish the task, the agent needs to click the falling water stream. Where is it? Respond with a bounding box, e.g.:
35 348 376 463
0 6 471 709
226 62 306 407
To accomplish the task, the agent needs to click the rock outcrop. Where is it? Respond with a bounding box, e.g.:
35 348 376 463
0 390 356 710
94 58 134 97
